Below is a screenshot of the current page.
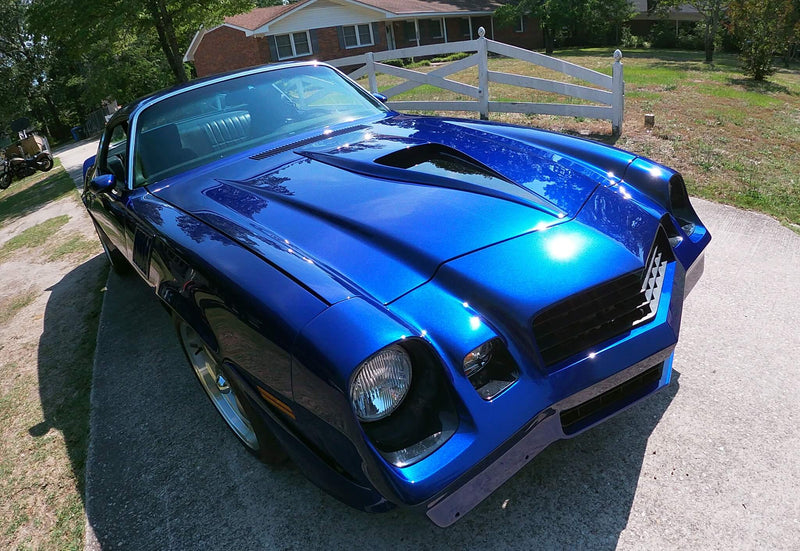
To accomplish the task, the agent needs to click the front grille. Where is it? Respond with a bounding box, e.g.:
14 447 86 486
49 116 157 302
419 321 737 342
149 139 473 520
560 362 663 434
533 228 674 366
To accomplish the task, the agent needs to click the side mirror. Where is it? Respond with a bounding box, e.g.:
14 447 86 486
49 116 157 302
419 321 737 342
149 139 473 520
372 92 388 103
89 174 116 193
82 155 96 181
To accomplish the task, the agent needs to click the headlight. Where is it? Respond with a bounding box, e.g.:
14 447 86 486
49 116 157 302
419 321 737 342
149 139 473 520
463 341 493 377
463 339 519 400
350 345 412 422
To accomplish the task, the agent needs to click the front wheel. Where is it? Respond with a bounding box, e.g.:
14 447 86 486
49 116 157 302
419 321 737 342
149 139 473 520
175 317 286 464
0 170 10 190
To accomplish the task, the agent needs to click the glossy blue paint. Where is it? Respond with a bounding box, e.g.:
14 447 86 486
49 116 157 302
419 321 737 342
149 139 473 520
82 155 97 183
81 62 710 524
89 174 115 193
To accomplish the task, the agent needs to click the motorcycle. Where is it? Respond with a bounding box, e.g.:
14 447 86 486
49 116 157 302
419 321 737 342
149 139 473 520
0 149 54 190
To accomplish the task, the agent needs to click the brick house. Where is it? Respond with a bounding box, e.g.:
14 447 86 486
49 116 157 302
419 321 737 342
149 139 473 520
184 0 541 77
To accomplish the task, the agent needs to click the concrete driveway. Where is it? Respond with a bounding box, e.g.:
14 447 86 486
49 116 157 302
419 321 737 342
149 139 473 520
56 142 800 550
53 139 98 186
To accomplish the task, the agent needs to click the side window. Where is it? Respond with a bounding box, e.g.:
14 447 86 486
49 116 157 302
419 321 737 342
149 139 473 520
99 122 129 186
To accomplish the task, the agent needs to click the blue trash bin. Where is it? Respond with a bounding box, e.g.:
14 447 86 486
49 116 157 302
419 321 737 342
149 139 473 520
70 126 83 141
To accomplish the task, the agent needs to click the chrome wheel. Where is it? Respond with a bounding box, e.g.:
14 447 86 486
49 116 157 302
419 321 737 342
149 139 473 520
179 322 259 450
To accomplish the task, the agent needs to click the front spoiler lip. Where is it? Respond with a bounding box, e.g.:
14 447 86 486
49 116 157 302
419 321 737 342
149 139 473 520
423 346 675 527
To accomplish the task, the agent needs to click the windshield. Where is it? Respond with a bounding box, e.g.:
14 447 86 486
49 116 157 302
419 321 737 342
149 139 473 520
133 64 388 187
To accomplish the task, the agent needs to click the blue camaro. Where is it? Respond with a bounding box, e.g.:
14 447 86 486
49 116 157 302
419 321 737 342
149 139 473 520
82 62 709 526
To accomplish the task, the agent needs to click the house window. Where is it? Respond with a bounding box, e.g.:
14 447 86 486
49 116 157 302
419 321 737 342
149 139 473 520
514 15 524 33
430 18 443 39
275 31 312 60
342 24 374 48
459 18 470 38
404 21 417 42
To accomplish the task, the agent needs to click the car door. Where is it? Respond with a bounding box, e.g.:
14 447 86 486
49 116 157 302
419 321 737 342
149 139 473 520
86 120 131 259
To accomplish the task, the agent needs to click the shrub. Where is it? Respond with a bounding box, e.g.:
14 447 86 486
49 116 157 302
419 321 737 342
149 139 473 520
647 21 707 51
730 0 790 80
621 26 642 48
406 60 432 69
431 52 471 63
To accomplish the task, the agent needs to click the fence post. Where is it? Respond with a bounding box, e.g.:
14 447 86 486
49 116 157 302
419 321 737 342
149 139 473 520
477 27 489 120
366 51 378 94
611 49 624 136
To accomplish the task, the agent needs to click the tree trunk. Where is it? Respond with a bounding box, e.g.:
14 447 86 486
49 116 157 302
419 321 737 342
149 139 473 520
704 21 714 63
543 25 554 55
146 0 187 83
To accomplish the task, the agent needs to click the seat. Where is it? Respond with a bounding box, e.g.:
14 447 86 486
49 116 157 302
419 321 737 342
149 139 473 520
138 123 196 181
203 112 251 151
224 85 297 140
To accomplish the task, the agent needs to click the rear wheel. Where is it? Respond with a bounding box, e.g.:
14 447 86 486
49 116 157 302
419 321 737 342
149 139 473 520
0 171 10 190
36 154 54 172
175 317 286 464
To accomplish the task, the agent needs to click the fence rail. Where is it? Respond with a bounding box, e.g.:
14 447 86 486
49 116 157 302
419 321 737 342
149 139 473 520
327 28 625 135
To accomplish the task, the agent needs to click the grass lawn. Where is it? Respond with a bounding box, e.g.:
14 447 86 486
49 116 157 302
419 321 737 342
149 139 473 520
363 48 800 230
0 167 106 550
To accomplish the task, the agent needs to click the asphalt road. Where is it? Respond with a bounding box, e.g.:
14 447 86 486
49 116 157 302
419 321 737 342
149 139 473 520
55 142 800 550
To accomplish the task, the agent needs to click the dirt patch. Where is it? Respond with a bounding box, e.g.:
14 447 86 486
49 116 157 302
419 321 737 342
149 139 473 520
0 167 107 550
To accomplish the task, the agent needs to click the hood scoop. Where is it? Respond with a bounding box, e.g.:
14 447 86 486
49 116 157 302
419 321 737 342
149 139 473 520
375 142 510 181
297 142 565 217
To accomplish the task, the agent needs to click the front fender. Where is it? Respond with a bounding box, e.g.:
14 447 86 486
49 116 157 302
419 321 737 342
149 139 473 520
291 297 418 504
135 193 327 402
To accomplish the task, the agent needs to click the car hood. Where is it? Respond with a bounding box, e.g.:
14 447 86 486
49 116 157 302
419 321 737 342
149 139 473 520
149 116 638 305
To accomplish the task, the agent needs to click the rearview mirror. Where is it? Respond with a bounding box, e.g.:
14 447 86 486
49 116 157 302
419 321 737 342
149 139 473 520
372 92 388 103
90 174 115 193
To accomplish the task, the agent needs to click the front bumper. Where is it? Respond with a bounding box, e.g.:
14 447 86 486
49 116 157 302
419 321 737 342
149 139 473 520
424 347 674 527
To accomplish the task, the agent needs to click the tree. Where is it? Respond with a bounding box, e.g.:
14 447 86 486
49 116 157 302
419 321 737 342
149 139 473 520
730 0 798 79
656 0 730 63
780 0 800 62
496 0 635 55
0 0 70 138
33 0 254 84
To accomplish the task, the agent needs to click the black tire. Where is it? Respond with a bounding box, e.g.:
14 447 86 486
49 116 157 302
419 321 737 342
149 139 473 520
36 154 54 172
174 316 287 465
0 170 10 190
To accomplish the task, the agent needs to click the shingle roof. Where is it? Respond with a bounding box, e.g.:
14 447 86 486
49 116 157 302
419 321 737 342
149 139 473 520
224 0 502 31
356 0 502 15
224 0 313 31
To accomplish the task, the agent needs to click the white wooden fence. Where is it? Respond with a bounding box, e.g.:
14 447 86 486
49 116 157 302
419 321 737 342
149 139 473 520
328 27 625 135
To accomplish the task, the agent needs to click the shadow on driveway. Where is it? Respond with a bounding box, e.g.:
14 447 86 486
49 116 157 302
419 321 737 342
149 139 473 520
82 270 678 550
29 254 108 501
